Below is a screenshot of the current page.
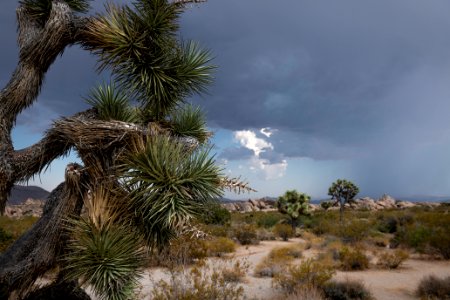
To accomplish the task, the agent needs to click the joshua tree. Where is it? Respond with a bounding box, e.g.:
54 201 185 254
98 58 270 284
328 179 359 223
0 0 252 299
275 190 310 229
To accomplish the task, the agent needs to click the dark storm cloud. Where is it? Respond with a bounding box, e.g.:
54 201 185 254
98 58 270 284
180 0 450 158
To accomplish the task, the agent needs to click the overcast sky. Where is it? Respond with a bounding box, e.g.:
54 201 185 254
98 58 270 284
2 0 450 199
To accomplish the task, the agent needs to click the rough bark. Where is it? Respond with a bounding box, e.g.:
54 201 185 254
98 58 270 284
0 1 90 212
0 164 88 299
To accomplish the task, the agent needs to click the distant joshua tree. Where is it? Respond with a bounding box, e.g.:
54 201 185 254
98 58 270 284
0 0 252 299
328 179 359 223
276 190 310 229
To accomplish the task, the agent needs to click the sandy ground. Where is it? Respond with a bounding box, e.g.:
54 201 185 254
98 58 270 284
133 238 450 300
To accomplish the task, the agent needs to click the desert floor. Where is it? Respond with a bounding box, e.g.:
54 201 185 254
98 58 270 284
129 238 450 300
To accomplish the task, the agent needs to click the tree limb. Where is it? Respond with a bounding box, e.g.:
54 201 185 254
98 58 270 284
0 163 88 299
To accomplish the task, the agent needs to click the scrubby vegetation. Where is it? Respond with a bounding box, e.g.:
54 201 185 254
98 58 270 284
3 194 450 299
273 223 295 241
151 260 246 300
0 216 37 252
376 249 409 269
416 275 450 299
322 280 373 300
273 258 335 294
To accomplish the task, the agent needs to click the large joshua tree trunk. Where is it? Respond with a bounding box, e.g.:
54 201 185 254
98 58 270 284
0 2 145 297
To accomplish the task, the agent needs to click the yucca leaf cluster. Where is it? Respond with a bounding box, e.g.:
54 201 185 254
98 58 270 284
65 219 145 300
83 0 214 119
123 136 222 247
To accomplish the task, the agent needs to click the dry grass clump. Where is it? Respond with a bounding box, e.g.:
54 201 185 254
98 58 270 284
416 275 450 300
205 237 236 257
272 258 335 295
221 259 249 283
282 285 325 300
338 246 369 271
232 224 259 245
376 249 409 269
273 223 294 241
254 244 303 277
269 244 303 260
151 260 245 300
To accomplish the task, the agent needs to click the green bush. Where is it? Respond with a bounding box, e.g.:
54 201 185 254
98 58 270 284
255 212 285 228
376 216 398 233
273 223 294 241
320 201 334 210
416 275 450 300
0 227 13 252
232 224 259 245
338 219 372 243
198 200 231 225
272 258 335 294
429 227 450 259
322 280 373 300
338 246 369 271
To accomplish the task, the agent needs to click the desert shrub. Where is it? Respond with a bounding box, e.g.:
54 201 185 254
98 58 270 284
256 228 276 241
322 280 373 300
198 200 231 225
429 227 450 259
205 237 236 257
201 224 230 237
284 285 325 300
151 261 244 300
149 234 208 267
0 227 13 252
0 216 37 237
338 246 369 271
272 258 335 294
377 249 409 269
376 216 398 233
221 260 249 283
256 211 286 228
254 249 295 278
338 219 372 243
416 275 450 300
273 223 294 241
269 245 303 260
320 201 334 210
232 224 259 245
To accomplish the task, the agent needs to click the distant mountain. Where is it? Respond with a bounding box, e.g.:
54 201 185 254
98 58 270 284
7 185 50 205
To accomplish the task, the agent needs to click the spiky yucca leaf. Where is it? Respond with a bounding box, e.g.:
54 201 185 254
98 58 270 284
170 105 209 143
20 0 90 22
82 1 214 120
65 219 145 300
121 135 222 248
85 83 138 123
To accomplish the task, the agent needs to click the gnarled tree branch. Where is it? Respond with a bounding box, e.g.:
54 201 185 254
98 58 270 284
0 163 88 299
